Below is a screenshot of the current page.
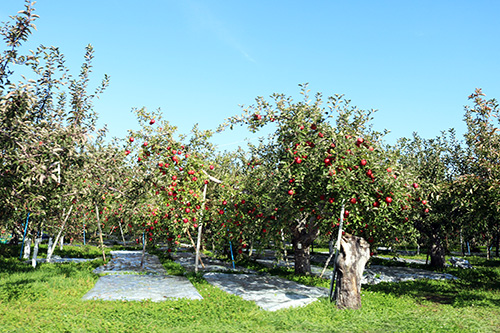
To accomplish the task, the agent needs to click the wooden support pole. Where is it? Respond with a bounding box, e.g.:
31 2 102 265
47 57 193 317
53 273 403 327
95 204 106 262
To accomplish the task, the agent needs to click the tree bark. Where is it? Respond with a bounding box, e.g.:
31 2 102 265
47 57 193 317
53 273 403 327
334 233 370 310
291 216 320 275
429 236 446 268
293 237 312 275
495 231 499 258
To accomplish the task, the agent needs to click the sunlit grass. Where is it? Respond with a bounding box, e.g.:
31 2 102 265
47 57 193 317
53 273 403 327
1 244 499 332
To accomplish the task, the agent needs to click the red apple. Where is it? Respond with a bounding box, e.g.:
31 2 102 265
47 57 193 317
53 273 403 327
129 137 134 142
385 197 393 204
288 189 294 195
350 198 357 204
412 183 419 189
150 119 155 125
360 159 367 166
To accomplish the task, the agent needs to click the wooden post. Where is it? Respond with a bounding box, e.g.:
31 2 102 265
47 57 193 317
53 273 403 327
47 205 73 262
329 204 345 301
141 232 146 269
195 183 208 273
95 204 106 262
118 218 126 245
196 171 222 273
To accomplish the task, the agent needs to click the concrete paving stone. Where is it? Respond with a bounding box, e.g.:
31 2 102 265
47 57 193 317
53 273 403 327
82 274 203 302
204 272 328 311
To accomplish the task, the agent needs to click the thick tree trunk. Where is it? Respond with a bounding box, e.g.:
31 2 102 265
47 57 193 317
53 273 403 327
291 216 320 275
334 234 370 310
293 237 312 275
429 236 446 268
495 232 499 258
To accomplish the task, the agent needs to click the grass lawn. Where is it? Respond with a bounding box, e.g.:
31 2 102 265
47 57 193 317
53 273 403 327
1 244 499 332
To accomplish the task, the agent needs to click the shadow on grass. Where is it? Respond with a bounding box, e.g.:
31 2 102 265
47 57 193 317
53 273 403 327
0 257 34 274
0 278 49 301
364 262 500 308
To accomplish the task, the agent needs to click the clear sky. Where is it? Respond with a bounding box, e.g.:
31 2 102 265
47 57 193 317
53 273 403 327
2 1 499 149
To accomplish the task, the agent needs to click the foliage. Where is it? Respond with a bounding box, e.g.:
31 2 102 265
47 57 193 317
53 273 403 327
216 85 419 274
0 1 110 248
457 89 500 258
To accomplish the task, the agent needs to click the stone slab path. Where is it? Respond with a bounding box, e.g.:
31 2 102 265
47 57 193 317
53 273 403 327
82 251 202 302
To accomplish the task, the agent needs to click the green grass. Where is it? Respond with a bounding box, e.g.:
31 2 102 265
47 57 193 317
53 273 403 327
1 244 499 332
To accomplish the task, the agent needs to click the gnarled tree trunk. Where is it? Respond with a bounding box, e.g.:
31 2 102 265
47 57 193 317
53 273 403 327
291 218 319 275
293 237 312 275
429 234 446 268
334 233 370 310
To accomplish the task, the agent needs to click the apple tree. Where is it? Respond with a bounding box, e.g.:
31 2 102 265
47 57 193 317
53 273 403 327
0 2 109 250
220 85 419 309
396 132 463 267
121 106 219 254
458 89 500 258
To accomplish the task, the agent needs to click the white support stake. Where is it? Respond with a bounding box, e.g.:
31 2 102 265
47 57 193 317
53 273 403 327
32 238 42 268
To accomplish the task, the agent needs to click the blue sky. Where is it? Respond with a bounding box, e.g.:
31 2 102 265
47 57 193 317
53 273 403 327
2 1 499 149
